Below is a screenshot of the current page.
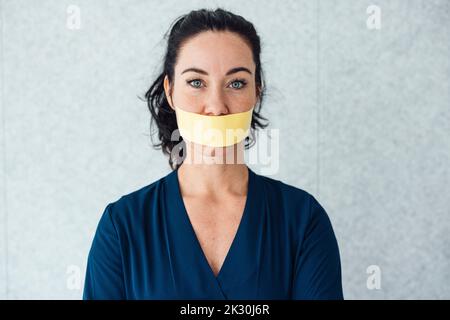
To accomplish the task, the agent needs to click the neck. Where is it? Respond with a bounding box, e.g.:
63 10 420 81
177 142 249 198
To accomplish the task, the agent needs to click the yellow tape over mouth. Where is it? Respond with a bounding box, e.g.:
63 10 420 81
175 106 254 147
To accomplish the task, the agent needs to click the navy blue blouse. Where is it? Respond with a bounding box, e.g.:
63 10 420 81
83 166 343 300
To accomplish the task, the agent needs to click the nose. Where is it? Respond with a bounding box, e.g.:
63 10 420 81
203 85 229 116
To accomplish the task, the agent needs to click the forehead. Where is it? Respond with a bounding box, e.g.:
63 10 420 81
175 31 255 74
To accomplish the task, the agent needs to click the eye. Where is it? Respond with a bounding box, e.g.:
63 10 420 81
229 79 247 90
186 78 247 90
186 79 204 89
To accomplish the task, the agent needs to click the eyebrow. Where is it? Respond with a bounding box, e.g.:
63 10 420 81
181 67 252 76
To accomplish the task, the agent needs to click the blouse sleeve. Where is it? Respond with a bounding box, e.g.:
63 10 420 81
83 203 126 300
292 194 344 300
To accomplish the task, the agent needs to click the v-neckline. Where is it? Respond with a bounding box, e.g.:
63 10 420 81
173 166 253 281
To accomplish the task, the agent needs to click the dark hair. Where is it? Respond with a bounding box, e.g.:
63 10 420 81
144 8 269 170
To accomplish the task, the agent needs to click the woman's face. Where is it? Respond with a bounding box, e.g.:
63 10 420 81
163 30 260 162
164 30 259 115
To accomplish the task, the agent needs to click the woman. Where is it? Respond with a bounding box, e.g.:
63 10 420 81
83 8 343 300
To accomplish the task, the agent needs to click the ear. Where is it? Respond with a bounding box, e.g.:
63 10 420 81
255 85 263 104
163 75 175 111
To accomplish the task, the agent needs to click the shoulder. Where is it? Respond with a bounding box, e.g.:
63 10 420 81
254 171 315 212
253 171 331 233
103 171 173 228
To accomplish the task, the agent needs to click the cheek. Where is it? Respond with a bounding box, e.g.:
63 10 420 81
228 93 254 107
172 84 201 108
228 87 257 109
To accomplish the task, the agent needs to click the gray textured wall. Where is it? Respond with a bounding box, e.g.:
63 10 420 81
0 0 449 299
